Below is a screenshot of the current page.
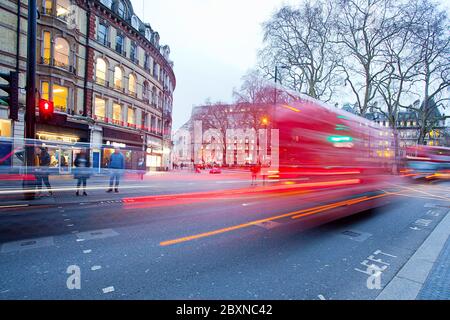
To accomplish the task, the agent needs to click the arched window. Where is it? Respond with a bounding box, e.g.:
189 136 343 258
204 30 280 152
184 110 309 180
131 16 139 30
95 58 107 85
54 37 70 68
128 74 137 96
114 66 123 90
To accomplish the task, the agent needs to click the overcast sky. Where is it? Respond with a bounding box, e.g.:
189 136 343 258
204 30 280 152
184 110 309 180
130 0 299 130
130 0 450 131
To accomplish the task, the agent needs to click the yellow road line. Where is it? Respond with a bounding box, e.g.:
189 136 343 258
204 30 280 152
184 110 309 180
160 194 387 247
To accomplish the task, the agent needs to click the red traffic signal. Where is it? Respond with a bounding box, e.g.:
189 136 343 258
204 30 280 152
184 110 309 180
39 99 54 120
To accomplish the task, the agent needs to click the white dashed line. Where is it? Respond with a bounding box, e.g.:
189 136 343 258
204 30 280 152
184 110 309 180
318 295 326 300
102 286 115 294
83 250 92 254
91 266 102 271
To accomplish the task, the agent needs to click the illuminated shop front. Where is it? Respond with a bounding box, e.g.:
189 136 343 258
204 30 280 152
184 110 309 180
102 127 144 170
0 119 12 137
146 136 163 171
35 119 90 173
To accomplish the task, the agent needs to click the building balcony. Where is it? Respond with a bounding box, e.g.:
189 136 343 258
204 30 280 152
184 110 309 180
39 57 76 74
95 77 109 87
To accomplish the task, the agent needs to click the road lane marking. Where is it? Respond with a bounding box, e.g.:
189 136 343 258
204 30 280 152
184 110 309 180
83 250 92 254
91 266 102 271
102 286 115 294
160 194 388 247
0 204 29 209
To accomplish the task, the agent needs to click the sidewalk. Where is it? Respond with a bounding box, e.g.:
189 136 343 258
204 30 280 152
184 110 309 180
377 207 450 300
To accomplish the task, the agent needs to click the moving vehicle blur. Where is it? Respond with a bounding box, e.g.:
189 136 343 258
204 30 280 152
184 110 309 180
406 145 450 180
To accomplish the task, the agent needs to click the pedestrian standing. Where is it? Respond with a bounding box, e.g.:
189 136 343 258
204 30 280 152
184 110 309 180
137 158 146 181
107 148 125 193
36 147 53 196
74 150 91 196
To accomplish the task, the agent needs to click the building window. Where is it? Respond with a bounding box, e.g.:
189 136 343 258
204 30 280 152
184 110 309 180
151 87 156 106
97 22 109 46
95 58 107 86
153 63 159 80
41 81 50 100
130 42 137 63
131 16 139 30
127 107 135 125
144 54 151 71
143 82 149 100
43 0 53 15
113 103 122 122
94 97 106 120
56 0 70 21
128 74 137 96
100 0 112 9
115 33 124 54
142 112 147 129
114 66 123 90
54 37 70 69
117 1 127 19
42 31 51 65
53 85 69 112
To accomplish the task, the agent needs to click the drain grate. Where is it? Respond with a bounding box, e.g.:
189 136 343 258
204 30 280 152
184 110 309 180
340 230 372 242
342 231 361 237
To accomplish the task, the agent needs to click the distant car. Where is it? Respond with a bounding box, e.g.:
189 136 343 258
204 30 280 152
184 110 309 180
209 167 222 174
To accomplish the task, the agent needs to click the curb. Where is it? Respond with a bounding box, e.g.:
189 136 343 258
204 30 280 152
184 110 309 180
376 208 450 300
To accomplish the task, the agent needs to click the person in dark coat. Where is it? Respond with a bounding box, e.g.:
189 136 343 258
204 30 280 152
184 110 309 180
74 150 91 196
107 148 125 193
36 147 53 196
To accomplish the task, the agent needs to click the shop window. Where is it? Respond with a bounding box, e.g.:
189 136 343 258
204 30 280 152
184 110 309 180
53 85 69 112
96 58 107 85
54 37 70 68
113 103 122 121
0 119 12 137
94 97 106 120
114 66 123 90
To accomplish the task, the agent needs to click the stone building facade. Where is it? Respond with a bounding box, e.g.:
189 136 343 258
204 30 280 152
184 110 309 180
0 0 175 171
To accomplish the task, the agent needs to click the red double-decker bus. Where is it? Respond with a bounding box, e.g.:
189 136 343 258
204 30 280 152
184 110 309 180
259 88 400 221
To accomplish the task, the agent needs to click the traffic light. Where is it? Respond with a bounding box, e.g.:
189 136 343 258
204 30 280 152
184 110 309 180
0 71 19 121
39 99 54 121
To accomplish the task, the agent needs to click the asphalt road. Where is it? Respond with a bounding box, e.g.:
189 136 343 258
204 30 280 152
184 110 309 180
0 173 449 300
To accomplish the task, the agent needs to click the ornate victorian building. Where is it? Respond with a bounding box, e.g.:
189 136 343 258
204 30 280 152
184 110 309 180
0 0 175 170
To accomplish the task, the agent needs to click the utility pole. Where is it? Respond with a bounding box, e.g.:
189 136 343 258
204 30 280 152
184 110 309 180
24 0 37 199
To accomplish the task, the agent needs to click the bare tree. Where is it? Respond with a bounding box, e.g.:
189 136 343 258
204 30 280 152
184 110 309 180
335 0 402 115
195 102 232 165
258 0 341 102
405 0 450 144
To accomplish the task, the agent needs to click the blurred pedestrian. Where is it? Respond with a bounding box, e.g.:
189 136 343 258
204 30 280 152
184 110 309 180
107 148 125 193
251 163 261 186
74 150 91 196
137 158 146 180
36 147 53 196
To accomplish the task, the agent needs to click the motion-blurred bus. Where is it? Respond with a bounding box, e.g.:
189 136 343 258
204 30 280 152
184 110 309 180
406 145 450 180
